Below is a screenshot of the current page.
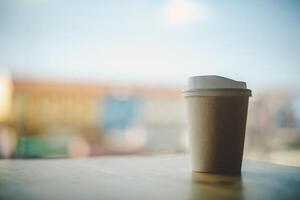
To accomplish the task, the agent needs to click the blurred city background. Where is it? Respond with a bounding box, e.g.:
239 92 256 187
0 0 300 166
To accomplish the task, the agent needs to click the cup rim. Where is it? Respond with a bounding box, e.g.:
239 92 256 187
183 88 252 97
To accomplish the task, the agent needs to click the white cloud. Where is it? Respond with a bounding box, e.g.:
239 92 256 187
163 0 209 27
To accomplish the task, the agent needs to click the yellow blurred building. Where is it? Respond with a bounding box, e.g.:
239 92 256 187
0 72 13 124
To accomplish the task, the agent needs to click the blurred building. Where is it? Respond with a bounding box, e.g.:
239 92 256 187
0 76 300 163
245 89 300 163
0 72 15 158
9 79 184 158
12 80 106 157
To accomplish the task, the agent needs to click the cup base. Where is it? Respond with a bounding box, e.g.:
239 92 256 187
192 170 241 176
191 171 242 186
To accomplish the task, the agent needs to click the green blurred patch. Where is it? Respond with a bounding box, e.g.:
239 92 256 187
16 135 70 158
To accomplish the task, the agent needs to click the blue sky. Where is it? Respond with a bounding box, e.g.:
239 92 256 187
0 0 300 88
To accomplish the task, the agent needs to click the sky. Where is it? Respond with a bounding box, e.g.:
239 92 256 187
0 0 300 88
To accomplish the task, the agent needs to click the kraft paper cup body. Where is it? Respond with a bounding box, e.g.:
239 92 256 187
184 88 251 174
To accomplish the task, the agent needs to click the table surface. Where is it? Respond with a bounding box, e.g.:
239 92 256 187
0 154 300 200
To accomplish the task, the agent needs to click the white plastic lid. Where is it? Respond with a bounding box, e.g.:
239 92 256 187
184 75 251 96
188 75 247 90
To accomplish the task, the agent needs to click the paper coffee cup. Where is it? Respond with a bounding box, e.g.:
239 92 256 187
183 76 251 174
